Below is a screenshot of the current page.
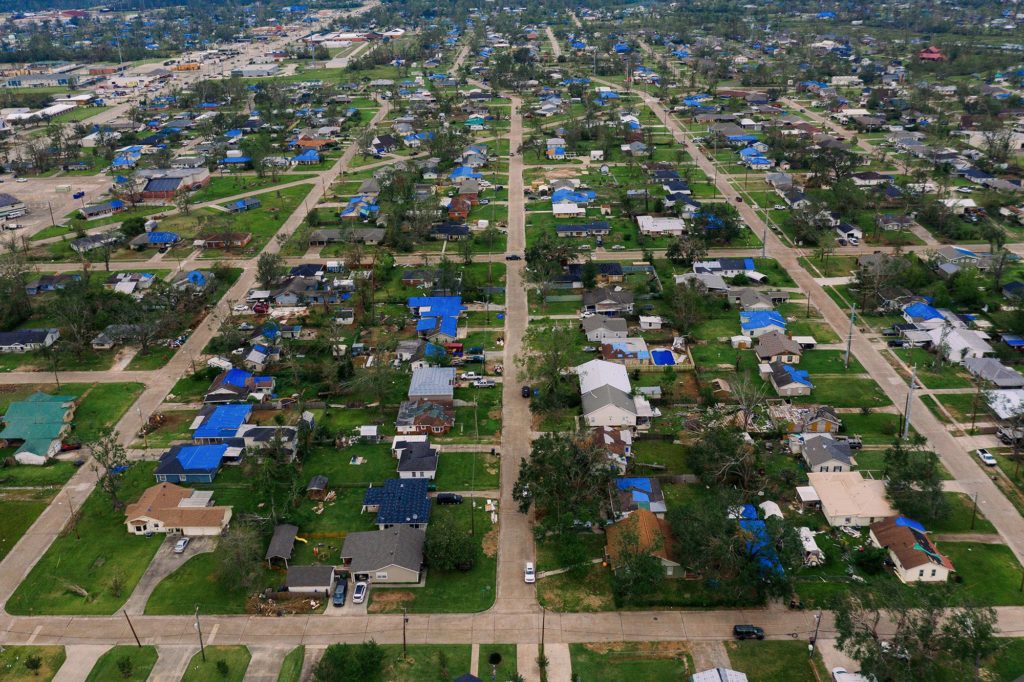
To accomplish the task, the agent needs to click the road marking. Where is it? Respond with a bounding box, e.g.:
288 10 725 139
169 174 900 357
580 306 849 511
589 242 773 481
27 625 42 644
207 623 219 644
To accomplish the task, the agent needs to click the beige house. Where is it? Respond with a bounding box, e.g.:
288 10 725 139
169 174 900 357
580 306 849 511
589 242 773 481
755 331 802 364
870 516 954 583
124 483 232 536
605 509 680 576
340 526 425 583
807 472 896 527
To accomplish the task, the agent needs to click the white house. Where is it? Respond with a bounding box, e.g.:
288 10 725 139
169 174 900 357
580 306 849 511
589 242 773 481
927 327 993 363
869 516 953 583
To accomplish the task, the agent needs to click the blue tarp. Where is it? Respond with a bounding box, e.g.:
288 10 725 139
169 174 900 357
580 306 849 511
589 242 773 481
740 310 785 332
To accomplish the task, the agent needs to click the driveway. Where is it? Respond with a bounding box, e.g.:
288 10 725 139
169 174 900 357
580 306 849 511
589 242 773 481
122 535 216 615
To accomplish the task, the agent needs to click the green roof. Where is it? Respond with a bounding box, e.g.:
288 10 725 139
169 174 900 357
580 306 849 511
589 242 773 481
0 392 75 457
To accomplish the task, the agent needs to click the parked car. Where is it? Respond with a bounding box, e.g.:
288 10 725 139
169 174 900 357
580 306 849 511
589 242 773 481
521 385 531 399
611 244 626 250
238 323 254 331
460 371 481 380
505 254 521 261
976 448 998 466
332 580 347 607
352 581 368 604
732 624 764 640
173 537 191 554
887 340 907 348
473 379 496 388
773 204 787 211
581 346 598 352
60 442 82 452
524 562 536 584
437 493 463 505
232 304 250 312
579 311 595 319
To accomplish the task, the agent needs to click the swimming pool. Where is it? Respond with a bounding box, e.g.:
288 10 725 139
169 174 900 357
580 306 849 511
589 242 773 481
651 349 676 366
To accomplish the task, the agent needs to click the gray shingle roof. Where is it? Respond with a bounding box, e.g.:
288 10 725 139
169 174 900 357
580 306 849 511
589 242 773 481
340 526 425 573
802 437 853 468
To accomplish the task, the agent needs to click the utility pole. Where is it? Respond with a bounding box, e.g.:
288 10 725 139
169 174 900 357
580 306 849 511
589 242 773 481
194 606 206 662
65 488 79 540
123 610 142 647
402 607 409 659
970 492 979 531
902 364 917 440
844 305 856 370
761 222 767 259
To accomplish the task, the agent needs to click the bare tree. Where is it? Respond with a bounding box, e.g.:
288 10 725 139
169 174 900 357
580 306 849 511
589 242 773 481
733 371 770 431
89 431 130 510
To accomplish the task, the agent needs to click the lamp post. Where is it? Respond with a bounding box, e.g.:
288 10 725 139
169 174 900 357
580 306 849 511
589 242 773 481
194 606 206 662
402 607 409 659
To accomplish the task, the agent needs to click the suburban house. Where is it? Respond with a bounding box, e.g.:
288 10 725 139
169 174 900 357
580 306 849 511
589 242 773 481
394 438 440 479
636 215 686 236
869 516 954 583
769 404 842 434
807 472 897 526
740 311 786 338
615 477 667 516
408 295 462 344
928 327 993 363
694 258 759 279
285 565 336 595
605 509 680 576
0 392 76 465
583 316 629 342
203 369 275 404
340 526 425 583
396 400 456 435
581 385 656 430
154 443 232 483
582 289 634 316
362 478 431 530
692 669 749 682
408 367 456 401
0 328 59 353
124 483 232 536
766 362 813 397
191 404 253 443
963 357 1024 389
802 436 855 473
755 330 802 364
601 337 652 367
195 232 252 250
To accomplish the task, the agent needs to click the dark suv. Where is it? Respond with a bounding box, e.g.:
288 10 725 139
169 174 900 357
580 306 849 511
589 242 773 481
733 624 765 640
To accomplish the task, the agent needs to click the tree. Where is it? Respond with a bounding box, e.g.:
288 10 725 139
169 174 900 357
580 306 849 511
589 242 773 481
89 432 130 510
732 371 770 431
256 252 284 288
24 655 42 675
314 641 385 682
425 513 476 571
120 215 147 237
665 234 706 266
664 279 709 336
687 426 760 491
610 525 664 603
882 439 948 523
524 233 579 310
174 189 193 216
116 656 134 679
515 321 585 411
0 239 34 331
216 524 264 592
694 203 741 244
513 433 616 535
835 585 997 682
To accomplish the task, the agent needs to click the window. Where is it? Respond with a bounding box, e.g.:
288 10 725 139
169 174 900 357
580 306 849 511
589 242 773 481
931 569 937 577
375 572 388 580
919 569 925 577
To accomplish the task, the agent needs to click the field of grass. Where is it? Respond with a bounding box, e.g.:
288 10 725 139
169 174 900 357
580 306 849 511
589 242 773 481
727 641 828 682
0 646 66 681
927 492 996 534
433 452 499 491
145 551 275 615
6 463 162 615
0 498 50 562
478 644 517 680
942 542 1024 606
569 642 692 680
189 175 314 203
181 646 250 682
85 646 158 682
375 644 472 681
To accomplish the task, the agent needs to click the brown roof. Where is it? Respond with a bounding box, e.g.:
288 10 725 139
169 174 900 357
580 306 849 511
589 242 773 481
870 516 954 571
296 138 331 148
605 509 678 566
755 330 802 360
125 482 232 530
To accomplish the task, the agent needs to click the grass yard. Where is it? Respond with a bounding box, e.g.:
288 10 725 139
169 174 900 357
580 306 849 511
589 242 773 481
6 463 163 615
569 642 692 680
633 438 690 475
181 646 250 682
276 646 304 682
794 377 891 409
927 492 996 534
478 644 517 680
85 645 158 682
189 175 314 203
0 498 50 561
727 640 828 682
369 499 496 614
434 451 499 491
73 382 146 442
377 644 472 681
891 348 973 389
987 639 1024 681
797 350 865 374
942 542 1024 606
0 646 66 682
839 412 903 444
145 551 275 615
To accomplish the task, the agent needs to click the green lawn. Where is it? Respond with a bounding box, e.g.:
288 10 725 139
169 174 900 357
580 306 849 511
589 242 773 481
369 499 496 613
434 452 499 491
942 542 1024 606
189 175 314 203
988 639 1024 681
6 463 163 615
0 646 66 682
569 642 692 680
797 350 865 374
0 498 50 561
376 644 472 681
73 382 147 442
85 645 158 682
276 646 304 682
145 551 275 615
927 492 996 534
891 348 973 389
795 377 891 409
727 640 828 682
479 644 517 680
0 460 77 486
181 646 250 682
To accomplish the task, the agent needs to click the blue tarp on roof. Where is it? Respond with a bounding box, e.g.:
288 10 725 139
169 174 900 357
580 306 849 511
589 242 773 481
221 156 251 164
893 516 927 533
740 310 785 332
186 270 206 287
904 302 944 321
727 134 759 142
173 444 228 470
363 478 431 526
292 149 320 163
782 364 813 388
551 188 597 204
738 504 784 576
193 404 252 440
145 231 179 244
449 166 482 180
